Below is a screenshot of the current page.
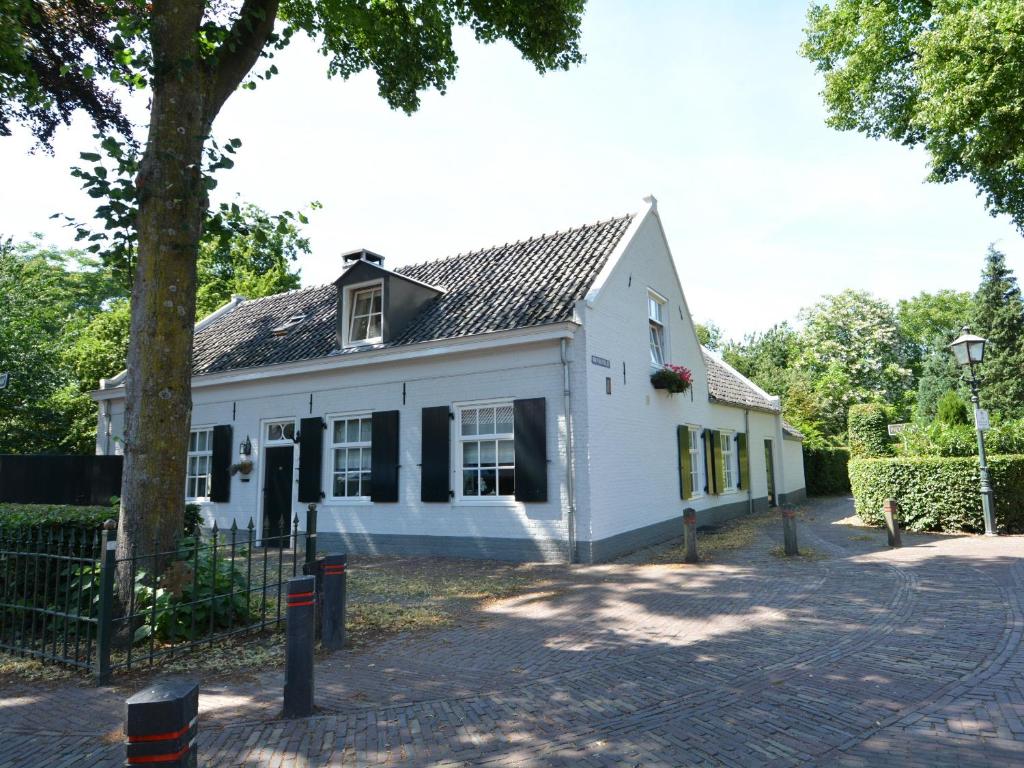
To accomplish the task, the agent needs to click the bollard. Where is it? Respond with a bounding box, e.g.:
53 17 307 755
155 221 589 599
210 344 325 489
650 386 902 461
782 509 799 556
124 679 198 768
283 575 316 718
682 507 699 564
320 554 348 652
304 503 318 575
883 498 902 548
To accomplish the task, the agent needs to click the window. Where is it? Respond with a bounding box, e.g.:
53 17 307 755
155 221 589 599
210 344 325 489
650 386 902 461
266 420 295 442
688 426 706 497
186 428 213 500
649 292 666 366
720 431 736 491
459 403 515 498
349 285 383 344
330 415 372 499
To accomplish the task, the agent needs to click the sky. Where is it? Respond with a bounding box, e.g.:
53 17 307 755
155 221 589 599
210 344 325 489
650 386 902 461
2 0 1022 341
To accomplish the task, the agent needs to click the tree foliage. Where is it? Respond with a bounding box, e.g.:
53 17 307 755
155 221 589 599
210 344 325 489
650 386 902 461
803 0 1024 230
972 245 1024 418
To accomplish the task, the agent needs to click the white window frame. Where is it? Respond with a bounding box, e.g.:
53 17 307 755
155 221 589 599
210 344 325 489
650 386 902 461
264 419 297 445
326 412 374 503
344 280 384 347
720 430 737 492
648 290 667 368
455 399 517 503
687 425 706 499
185 426 214 501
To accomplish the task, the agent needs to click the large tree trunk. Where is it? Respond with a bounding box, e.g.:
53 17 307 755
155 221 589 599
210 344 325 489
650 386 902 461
114 0 280 602
116 1 210 600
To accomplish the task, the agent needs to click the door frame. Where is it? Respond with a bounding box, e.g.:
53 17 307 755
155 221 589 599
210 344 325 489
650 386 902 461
256 417 298 546
764 438 777 508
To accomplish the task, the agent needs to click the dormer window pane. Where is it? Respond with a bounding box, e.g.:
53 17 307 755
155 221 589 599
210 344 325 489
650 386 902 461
350 285 383 343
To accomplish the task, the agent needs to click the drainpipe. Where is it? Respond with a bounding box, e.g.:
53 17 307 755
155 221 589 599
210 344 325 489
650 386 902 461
103 400 112 456
744 409 753 515
560 338 577 564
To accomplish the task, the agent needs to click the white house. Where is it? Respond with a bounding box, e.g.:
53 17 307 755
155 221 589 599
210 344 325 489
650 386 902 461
93 197 805 563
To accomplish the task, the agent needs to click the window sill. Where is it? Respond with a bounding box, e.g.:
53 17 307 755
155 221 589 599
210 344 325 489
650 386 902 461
453 497 522 507
324 498 373 506
343 338 383 350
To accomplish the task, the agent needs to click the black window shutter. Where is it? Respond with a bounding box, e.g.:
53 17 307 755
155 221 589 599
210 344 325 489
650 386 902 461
421 406 450 502
514 398 547 502
210 424 232 502
297 416 324 502
370 410 400 502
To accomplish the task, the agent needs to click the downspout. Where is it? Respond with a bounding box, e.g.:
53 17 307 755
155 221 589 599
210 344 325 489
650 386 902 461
560 338 577 564
103 400 112 456
744 409 752 515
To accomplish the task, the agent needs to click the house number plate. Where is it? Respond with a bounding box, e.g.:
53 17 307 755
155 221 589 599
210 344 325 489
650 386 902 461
591 356 611 368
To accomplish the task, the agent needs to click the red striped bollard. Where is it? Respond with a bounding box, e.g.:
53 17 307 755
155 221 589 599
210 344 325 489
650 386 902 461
320 554 348 652
283 574 316 718
124 679 198 767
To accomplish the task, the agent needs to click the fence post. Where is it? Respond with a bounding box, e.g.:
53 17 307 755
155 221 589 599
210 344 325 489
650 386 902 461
283 574 316 718
682 508 699 564
95 518 117 685
883 498 902 548
305 503 318 575
125 679 198 767
782 509 799 556
320 554 347 652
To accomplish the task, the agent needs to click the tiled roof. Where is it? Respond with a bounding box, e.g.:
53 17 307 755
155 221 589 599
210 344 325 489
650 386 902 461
701 349 780 413
190 215 634 376
782 420 805 440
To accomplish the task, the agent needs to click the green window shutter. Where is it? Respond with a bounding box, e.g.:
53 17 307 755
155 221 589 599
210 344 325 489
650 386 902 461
712 431 725 494
677 426 692 500
704 429 719 495
737 433 750 490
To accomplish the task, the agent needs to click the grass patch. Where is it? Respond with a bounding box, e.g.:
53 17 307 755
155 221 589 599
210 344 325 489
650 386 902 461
0 654 78 682
348 603 452 645
349 566 535 602
849 534 876 542
633 509 776 564
769 545 828 561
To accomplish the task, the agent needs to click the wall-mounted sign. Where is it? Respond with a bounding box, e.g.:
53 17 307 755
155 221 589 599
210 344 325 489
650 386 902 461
0 372 8 390
590 355 611 368
975 408 990 431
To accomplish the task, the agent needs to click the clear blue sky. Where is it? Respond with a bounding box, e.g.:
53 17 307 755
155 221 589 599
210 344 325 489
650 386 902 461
2 1 1021 340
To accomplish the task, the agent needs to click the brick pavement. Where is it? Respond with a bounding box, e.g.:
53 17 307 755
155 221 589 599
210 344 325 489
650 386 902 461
3 496 1024 766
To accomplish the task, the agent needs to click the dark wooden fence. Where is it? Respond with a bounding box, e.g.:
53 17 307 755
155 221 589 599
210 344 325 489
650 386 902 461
0 455 124 506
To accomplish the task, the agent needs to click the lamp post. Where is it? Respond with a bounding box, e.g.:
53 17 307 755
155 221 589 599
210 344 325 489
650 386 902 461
949 326 996 535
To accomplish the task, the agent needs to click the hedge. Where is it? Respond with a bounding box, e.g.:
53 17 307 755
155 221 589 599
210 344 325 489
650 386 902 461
848 403 893 458
803 447 851 495
849 454 1024 533
0 502 115 535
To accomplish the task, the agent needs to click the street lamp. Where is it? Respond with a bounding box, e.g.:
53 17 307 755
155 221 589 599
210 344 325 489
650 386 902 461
949 326 996 535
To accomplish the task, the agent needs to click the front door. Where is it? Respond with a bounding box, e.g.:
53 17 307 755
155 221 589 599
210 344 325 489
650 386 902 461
764 439 777 507
263 445 294 547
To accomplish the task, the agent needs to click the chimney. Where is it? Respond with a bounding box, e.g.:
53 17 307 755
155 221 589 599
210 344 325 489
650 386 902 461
341 248 385 268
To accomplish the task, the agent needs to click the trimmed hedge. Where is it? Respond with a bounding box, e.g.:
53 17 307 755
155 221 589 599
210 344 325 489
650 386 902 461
0 502 115 534
803 447 851 495
848 403 893 458
849 454 1024 533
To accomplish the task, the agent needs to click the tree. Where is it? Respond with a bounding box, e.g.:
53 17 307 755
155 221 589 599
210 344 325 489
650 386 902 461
897 290 974 374
1 1 588 594
196 201 309 318
722 322 799 401
802 1 1024 230
936 390 970 426
914 342 967 424
694 321 723 351
797 289 913 438
972 246 1024 418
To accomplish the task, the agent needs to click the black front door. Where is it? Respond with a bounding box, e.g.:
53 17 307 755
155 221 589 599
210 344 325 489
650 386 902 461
764 439 777 507
263 445 294 547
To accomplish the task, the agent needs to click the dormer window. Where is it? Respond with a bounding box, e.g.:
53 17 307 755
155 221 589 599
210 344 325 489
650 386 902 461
648 290 667 366
349 284 383 344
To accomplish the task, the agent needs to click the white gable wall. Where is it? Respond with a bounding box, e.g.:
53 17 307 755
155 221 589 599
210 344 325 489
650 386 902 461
573 206 787 560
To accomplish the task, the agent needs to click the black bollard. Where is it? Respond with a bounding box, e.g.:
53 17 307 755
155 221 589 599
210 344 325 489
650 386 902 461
320 554 348 652
883 498 902 548
125 679 198 768
283 575 316 718
782 509 799 556
682 507 699 564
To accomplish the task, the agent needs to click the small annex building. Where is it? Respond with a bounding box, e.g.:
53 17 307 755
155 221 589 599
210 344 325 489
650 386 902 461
93 197 806 563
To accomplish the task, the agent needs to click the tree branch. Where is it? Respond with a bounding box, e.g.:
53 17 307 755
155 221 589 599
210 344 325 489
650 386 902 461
208 0 280 120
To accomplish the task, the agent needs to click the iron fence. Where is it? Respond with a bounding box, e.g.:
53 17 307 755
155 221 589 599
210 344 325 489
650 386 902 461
0 506 319 683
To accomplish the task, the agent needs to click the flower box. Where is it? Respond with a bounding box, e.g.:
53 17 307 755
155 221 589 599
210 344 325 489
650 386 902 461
650 364 693 394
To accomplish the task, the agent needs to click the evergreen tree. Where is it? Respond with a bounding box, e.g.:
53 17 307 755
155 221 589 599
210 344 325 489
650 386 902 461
972 246 1024 419
914 334 968 423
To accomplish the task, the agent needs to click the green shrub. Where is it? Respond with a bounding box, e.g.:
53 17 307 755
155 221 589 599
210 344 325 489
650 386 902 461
849 454 1024 533
803 447 851 495
848 403 893 458
936 391 970 425
896 418 1024 457
0 502 116 536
